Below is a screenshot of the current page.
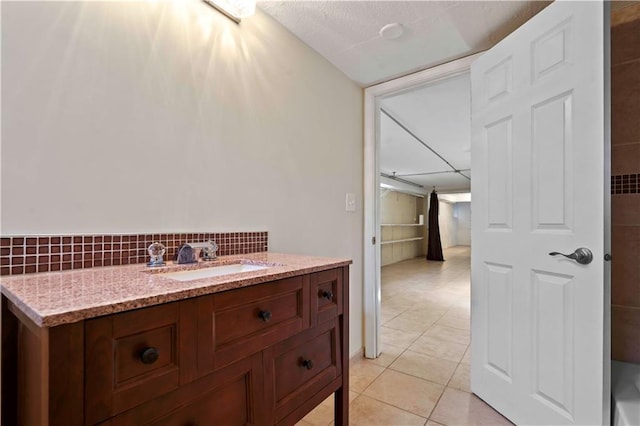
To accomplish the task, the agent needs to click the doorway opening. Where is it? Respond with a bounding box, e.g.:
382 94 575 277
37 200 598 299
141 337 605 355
372 67 484 421
363 53 480 359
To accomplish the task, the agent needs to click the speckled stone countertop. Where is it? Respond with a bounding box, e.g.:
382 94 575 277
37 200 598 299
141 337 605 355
0 252 351 328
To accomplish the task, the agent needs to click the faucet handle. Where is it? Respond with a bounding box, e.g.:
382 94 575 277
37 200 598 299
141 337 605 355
147 242 166 267
202 240 218 260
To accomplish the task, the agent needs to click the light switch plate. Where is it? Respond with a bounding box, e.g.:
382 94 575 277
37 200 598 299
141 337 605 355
346 193 356 212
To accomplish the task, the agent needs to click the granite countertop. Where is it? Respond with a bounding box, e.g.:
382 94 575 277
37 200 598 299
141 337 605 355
0 252 352 328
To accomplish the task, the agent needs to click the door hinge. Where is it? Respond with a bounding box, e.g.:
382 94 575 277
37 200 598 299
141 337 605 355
372 236 376 245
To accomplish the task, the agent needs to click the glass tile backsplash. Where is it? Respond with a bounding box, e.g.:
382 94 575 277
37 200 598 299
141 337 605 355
0 232 268 276
612 174 639 195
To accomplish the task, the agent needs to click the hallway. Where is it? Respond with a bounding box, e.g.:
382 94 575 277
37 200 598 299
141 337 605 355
298 246 511 425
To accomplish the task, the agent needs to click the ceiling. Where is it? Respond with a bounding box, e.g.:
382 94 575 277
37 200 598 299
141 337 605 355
258 1 551 87
257 1 552 196
380 72 471 192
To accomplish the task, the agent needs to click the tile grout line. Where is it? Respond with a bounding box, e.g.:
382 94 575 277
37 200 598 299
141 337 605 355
355 391 429 423
379 248 472 426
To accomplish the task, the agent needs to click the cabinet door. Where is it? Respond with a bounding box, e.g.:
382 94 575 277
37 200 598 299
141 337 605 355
106 353 264 426
264 318 342 423
85 302 184 424
147 377 251 426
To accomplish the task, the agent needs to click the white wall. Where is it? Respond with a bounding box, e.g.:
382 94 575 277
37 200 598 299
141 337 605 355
0 2 364 356
425 199 471 250
438 201 457 249
454 202 471 246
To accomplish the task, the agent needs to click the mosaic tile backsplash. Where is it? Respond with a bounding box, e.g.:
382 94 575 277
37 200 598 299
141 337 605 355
0 232 268 276
612 174 640 195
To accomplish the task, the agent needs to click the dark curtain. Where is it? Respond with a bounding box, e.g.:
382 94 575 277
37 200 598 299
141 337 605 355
426 190 444 261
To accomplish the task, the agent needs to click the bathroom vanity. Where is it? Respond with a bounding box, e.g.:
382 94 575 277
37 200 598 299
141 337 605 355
1 253 350 425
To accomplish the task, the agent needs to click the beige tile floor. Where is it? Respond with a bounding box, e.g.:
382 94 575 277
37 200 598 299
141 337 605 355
297 246 513 426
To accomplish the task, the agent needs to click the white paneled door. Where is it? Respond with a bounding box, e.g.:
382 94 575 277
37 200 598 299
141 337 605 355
470 1 609 425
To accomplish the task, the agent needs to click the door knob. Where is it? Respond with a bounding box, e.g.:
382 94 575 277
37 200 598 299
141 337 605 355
549 247 593 265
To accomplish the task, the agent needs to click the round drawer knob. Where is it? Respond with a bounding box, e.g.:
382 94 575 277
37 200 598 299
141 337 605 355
140 347 160 365
302 359 314 370
258 310 272 322
321 290 333 301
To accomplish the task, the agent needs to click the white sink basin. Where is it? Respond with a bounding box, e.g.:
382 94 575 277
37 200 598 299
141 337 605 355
158 263 271 282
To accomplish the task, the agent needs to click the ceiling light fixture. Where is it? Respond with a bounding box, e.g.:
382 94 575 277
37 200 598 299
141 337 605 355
379 23 404 40
203 0 255 23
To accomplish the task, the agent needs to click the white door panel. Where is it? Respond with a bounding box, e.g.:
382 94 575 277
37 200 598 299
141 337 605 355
471 1 609 425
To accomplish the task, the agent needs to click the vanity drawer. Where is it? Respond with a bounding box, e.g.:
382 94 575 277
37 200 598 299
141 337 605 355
85 302 182 425
201 275 310 372
267 318 342 422
310 269 343 326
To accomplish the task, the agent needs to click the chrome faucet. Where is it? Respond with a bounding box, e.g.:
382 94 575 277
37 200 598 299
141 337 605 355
175 241 218 264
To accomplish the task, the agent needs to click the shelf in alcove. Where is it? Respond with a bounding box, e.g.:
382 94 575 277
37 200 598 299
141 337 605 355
380 224 424 227
380 237 424 245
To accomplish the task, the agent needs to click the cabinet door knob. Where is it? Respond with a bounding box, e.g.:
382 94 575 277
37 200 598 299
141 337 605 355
258 310 272 322
320 290 333 301
301 359 314 370
140 347 160 364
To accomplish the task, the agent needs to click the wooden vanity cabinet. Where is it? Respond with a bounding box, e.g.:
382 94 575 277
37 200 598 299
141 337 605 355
1 266 349 426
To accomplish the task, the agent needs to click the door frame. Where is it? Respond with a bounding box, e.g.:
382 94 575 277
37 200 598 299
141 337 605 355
363 52 483 358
